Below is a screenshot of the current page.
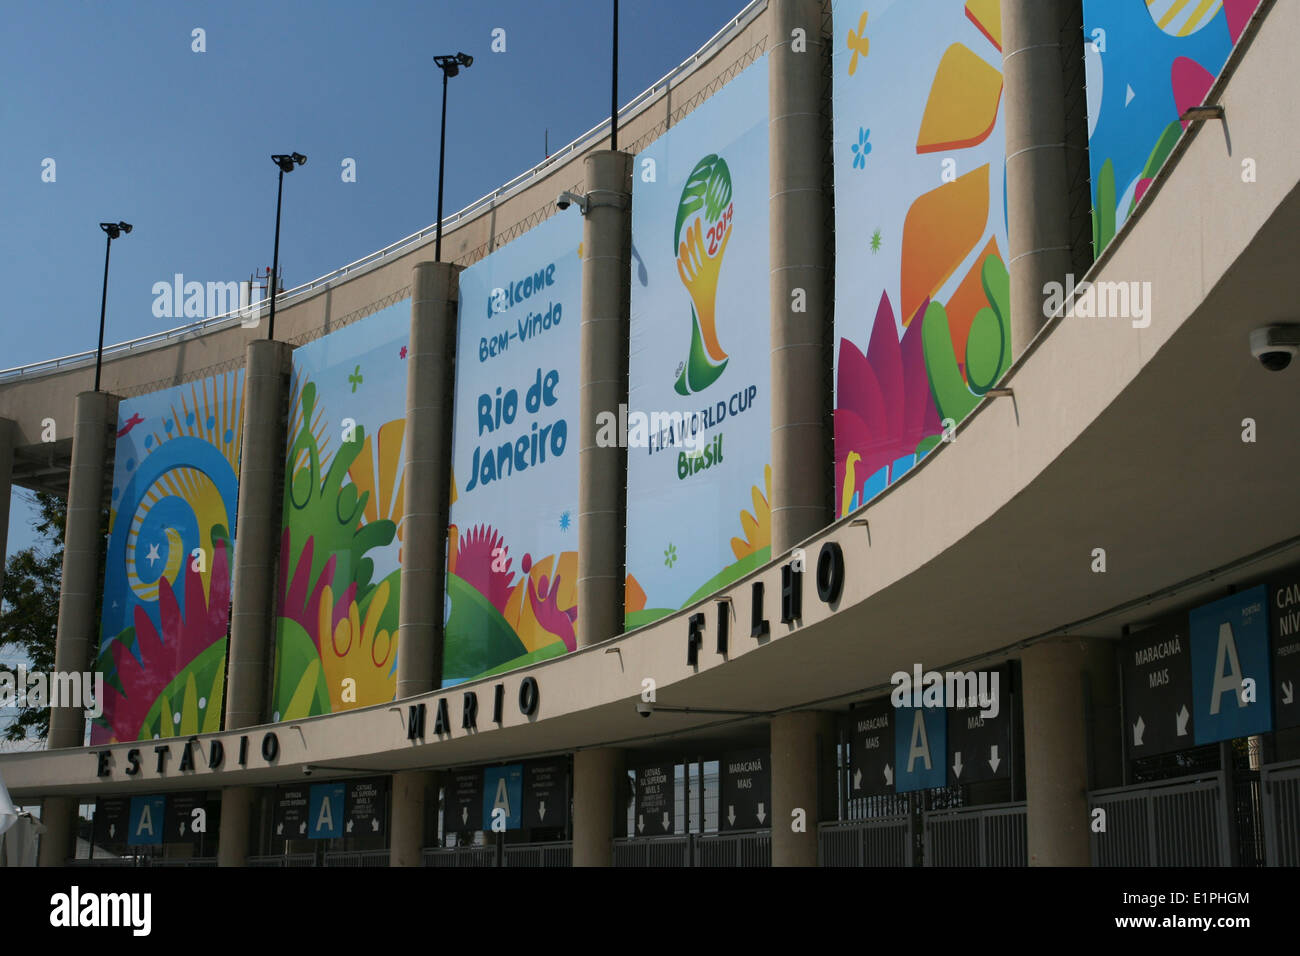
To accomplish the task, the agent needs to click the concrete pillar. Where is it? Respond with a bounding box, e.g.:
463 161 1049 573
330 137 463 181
572 747 624 866
577 150 632 649
1021 637 1094 865
48 390 117 749
217 786 256 867
0 418 14 603
1002 0 1085 355
769 0 832 554
770 710 836 866
225 340 292 729
390 769 436 866
37 796 79 866
397 262 459 697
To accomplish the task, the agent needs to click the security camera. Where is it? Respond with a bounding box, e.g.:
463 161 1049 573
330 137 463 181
636 701 654 719
556 191 587 214
1249 325 1300 371
302 765 313 776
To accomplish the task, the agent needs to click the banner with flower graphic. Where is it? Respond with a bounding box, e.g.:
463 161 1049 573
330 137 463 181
91 372 244 744
625 57 771 628
271 301 410 720
832 0 1010 518
1083 0 1258 255
446 212 583 683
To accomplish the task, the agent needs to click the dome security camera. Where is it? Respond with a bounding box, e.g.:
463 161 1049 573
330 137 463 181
636 701 654 718
556 191 587 214
1249 325 1300 371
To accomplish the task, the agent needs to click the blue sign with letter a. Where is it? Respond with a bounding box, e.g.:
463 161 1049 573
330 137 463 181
893 706 946 793
127 795 166 846
1191 586 1272 744
482 764 523 831
308 782 346 839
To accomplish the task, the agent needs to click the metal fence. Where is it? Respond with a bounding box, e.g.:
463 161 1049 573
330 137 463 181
146 857 218 867
502 842 574 868
1262 760 1300 866
922 802 1027 866
323 850 391 867
1089 773 1230 866
818 816 912 867
693 830 771 867
246 853 317 868
423 846 499 868
612 836 692 867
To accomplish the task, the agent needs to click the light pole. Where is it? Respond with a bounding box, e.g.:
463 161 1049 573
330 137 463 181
94 221 132 392
267 152 306 340
433 52 473 262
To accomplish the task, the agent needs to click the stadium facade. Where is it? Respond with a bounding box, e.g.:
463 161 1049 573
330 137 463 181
1 0 1298 867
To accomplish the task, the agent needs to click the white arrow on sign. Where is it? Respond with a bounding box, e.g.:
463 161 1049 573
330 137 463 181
298 821 307 835
371 818 380 833
952 752 964 779
637 815 645 834
179 822 186 836
346 820 354 834
727 805 736 826
109 824 116 838
661 811 670 831
988 746 1001 774
1176 706 1190 737
538 801 547 822
461 807 468 825
853 768 862 791
276 822 283 836
756 803 766 825
1133 716 1145 746
1283 681 1294 706
883 763 893 787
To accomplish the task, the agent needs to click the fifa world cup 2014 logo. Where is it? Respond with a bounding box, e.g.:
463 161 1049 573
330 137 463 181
673 154 734 396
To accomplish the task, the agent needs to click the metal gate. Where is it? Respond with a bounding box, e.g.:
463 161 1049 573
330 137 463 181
1088 772 1230 866
611 835 691 867
922 802 1027 866
693 830 771 866
1262 760 1300 866
818 817 912 866
503 842 574 867
323 850 391 867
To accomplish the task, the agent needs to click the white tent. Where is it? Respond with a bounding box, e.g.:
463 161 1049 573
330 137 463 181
0 770 43 867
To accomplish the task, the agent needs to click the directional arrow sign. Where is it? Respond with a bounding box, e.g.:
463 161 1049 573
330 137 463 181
944 664 1011 784
1176 706 1190 737
166 794 205 849
272 787 309 839
883 764 893 787
635 766 674 836
298 821 307 835
346 820 354 834
451 770 483 832
988 746 1000 774
847 699 895 796
94 797 128 848
523 759 565 830
1270 568 1300 730
721 748 770 831
952 752 964 779
1122 614 1194 757
637 815 645 834
538 802 547 822
344 778 387 839
370 818 379 833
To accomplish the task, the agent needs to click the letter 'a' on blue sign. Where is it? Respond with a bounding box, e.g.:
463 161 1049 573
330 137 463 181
127 795 167 846
1191 585 1272 745
483 764 524 831
893 705 946 793
309 782 346 839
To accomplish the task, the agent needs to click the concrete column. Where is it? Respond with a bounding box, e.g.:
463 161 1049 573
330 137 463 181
1002 0 1085 355
0 418 15 603
769 0 832 554
397 262 459 697
770 710 836 866
225 340 292 729
48 391 116 749
572 747 624 866
577 150 631 649
1021 637 1094 865
37 796 79 866
217 786 256 867
389 769 436 866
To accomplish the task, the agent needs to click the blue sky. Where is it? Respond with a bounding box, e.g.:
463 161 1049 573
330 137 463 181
1 0 750 558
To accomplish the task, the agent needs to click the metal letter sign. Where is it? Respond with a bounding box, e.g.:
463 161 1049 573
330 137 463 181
894 705 946 793
1190 586 1272 744
635 765 675 836
273 786 310 838
848 699 895 797
721 748 771 830
452 770 483 832
523 760 566 829
1122 614 1195 757
308 782 346 839
945 665 1012 784
1270 567 1300 731
482 764 523 831
127 795 166 846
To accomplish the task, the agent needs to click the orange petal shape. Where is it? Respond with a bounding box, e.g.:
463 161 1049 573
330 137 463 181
941 236 1003 379
916 44 1003 154
965 0 1002 51
625 574 647 615
901 165 990 327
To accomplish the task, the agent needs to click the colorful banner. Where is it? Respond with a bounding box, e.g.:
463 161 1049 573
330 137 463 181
831 0 1010 518
446 212 583 682
625 57 772 628
272 301 410 720
1083 0 1258 256
92 371 244 744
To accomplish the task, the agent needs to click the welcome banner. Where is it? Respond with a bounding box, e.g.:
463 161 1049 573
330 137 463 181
625 57 771 628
